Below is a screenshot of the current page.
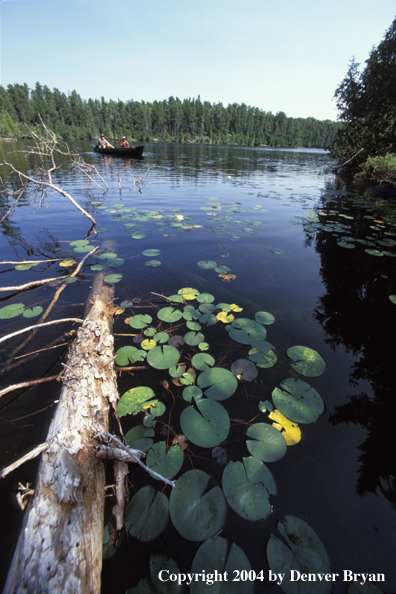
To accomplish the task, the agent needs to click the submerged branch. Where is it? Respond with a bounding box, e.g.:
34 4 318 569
0 318 83 346
0 442 49 479
0 374 60 399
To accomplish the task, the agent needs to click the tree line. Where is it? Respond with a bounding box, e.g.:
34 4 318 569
331 16 396 185
0 83 341 149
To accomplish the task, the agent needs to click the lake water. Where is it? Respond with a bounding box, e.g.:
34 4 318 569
0 142 395 593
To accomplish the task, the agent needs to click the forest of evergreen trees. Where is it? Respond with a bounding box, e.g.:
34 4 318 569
0 82 341 149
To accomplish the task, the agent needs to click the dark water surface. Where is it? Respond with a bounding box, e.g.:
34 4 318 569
0 142 395 593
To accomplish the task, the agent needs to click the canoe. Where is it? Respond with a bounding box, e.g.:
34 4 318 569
93 145 144 158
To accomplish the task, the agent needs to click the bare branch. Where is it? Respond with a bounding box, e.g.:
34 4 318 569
0 375 60 399
0 318 83 346
0 443 49 479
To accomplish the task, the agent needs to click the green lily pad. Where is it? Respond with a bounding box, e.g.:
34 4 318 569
69 239 89 246
286 346 326 377
186 321 202 331
142 249 161 256
91 264 105 271
74 245 95 253
196 293 215 303
22 306 43 318
146 442 183 480
198 342 210 351
197 260 218 269
145 260 161 268
184 331 205 346
108 258 125 267
150 401 166 417
259 400 274 413
179 372 195 385
147 345 180 369
181 398 230 447
191 537 253 594
128 554 181 594
120 300 133 307
153 332 169 344
248 342 277 368
182 386 203 402
228 318 267 345
115 345 146 365
169 469 226 541
129 314 152 329
158 307 183 323
246 423 287 462
104 273 123 284
222 456 276 521
255 311 275 325
197 368 238 400
117 386 159 417
267 516 331 594
125 486 169 542
191 353 215 371
272 378 325 423
125 425 154 452
15 262 36 270
0 303 25 319
389 295 396 305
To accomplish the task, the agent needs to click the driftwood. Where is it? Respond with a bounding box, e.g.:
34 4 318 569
4 272 119 594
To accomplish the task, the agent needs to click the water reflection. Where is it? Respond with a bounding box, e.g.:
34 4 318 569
310 179 396 507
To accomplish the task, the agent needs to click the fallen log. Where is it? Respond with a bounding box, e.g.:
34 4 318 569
4 272 119 594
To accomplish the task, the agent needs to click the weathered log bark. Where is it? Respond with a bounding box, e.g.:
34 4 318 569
4 272 118 594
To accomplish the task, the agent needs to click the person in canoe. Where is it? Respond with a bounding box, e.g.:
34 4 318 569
98 133 114 149
120 136 130 148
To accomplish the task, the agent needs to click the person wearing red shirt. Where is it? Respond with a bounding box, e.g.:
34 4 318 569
120 136 130 148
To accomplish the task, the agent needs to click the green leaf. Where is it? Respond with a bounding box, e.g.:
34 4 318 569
272 378 324 423
99 252 118 260
147 345 180 369
125 486 169 542
191 353 215 371
180 398 230 447
389 295 396 305
117 386 159 417
286 346 326 377
191 537 253 594
153 332 169 344
22 306 43 318
197 260 217 269
69 239 89 246
231 359 258 381
145 260 161 268
115 345 146 365
129 314 152 329
182 386 203 402
142 249 161 256
104 273 123 284
255 311 275 325
197 368 238 400
74 245 95 253
0 303 25 319
246 423 287 462
128 554 181 594
248 341 277 368
228 318 267 345
157 307 183 323
267 516 331 594
150 401 166 417
146 442 183 480
125 425 154 452
184 331 205 346
169 469 226 541
91 264 105 271
222 457 276 521
196 293 215 303
259 400 274 413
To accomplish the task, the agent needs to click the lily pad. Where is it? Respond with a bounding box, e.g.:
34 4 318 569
115 345 146 365
158 307 183 323
146 442 183 480
128 554 181 594
259 400 274 413
231 359 258 381
255 311 275 325
69 239 89 247
228 318 267 345
248 342 277 368
117 386 159 417
223 456 276 521
286 346 326 377
181 398 230 447
125 486 169 542
142 249 161 256
74 245 95 253
104 273 123 284
22 306 43 318
145 260 161 268
191 537 253 594
196 293 215 303
184 331 205 346
153 332 169 344
178 287 200 300
91 264 105 271
125 425 154 452
197 368 238 400
191 353 215 371
272 378 324 424
0 303 25 319
267 516 331 594
269 409 301 446
197 260 217 269
147 345 180 369
129 314 152 329
246 423 287 463
169 469 226 541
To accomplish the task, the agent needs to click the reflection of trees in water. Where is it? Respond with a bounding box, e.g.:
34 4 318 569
310 194 396 508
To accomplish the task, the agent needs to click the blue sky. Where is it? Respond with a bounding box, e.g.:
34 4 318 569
1 0 395 121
